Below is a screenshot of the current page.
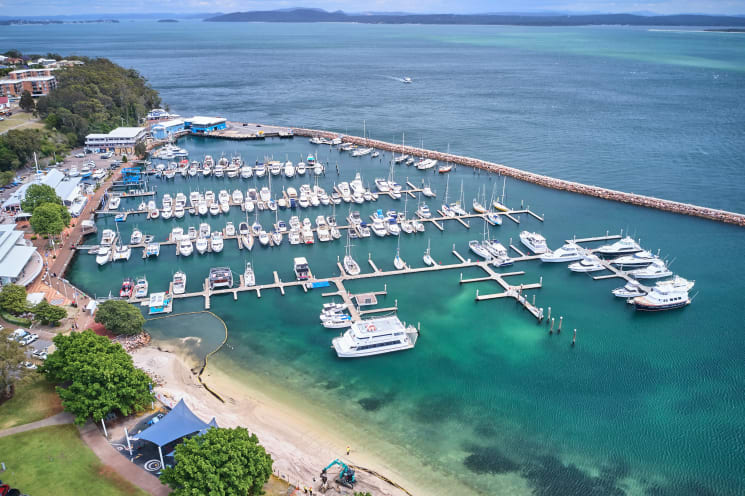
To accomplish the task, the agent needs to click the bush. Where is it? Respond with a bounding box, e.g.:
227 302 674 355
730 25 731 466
33 300 67 326
94 300 145 336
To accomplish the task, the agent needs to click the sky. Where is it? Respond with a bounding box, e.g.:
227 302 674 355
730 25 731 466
2 0 745 16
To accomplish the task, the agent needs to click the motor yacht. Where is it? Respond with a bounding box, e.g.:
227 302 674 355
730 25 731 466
269 161 282 176
297 162 307 175
209 203 221 216
288 229 301 245
568 254 605 272
656 276 695 292
284 161 295 178
371 218 387 237
146 242 160 258
611 250 658 268
95 246 111 265
232 190 244 204
332 316 418 358
631 286 690 311
134 277 149 298
612 280 647 298
120 278 134 298
199 223 211 238
519 231 548 254
240 165 253 178
540 242 584 262
210 232 224 252
595 236 643 256
171 227 184 242
130 228 143 245
172 271 186 294
225 221 236 237
417 203 431 219
294 257 311 280
628 259 673 279
179 238 193 256
108 196 121 210
196 236 209 254
258 230 270 246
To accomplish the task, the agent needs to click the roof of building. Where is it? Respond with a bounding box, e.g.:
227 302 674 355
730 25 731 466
0 96 8 104
107 127 146 138
136 399 218 447
0 76 56 84
0 243 36 279
1 168 81 210
152 119 184 129
188 116 226 127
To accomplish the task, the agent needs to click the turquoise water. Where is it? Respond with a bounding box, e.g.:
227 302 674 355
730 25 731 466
67 136 745 495
9 21 744 495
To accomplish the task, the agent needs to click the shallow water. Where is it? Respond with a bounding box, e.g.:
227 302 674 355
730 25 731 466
67 135 745 495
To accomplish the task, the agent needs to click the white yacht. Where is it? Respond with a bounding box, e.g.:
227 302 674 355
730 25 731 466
284 161 295 178
134 277 149 298
611 250 658 268
540 242 584 262
232 189 244 204
612 280 647 298
568 254 605 272
294 257 311 281
172 271 186 294
108 196 121 210
179 238 193 256
269 161 282 176
519 231 548 254
112 243 131 261
297 162 307 175
199 222 211 238
196 236 209 254
130 228 143 245
332 316 418 358
371 218 387 237
225 221 236 237
469 240 492 259
656 276 695 292
174 204 185 218
417 203 431 219
210 232 224 253
631 286 690 312
595 236 642 256
209 267 233 289
628 260 673 279
423 239 436 266
343 233 361 276
95 246 111 265
240 165 253 178
243 262 256 287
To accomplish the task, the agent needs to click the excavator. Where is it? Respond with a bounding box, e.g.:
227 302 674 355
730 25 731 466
320 459 356 489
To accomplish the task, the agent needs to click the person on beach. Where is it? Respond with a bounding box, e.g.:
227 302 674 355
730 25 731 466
346 445 351 455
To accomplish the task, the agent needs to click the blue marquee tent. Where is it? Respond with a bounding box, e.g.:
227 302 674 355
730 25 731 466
134 399 218 468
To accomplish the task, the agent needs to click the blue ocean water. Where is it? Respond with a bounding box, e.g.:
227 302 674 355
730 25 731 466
7 21 745 495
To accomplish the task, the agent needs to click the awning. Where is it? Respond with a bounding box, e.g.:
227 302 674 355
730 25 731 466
136 399 218 447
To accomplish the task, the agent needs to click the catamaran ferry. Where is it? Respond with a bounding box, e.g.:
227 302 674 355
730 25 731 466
332 316 419 358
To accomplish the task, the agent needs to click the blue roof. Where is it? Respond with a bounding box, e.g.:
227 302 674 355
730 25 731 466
136 399 218 447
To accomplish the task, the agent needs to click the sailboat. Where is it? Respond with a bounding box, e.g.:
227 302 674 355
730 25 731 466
472 185 487 214
450 180 468 216
393 132 408 164
394 237 406 270
343 231 361 276
485 184 504 225
441 176 456 217
493 177 510 212
423 239 436 266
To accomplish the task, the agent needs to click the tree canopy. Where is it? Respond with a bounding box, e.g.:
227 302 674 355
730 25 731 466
21 183 61 213
40 329 153 425
19 90 34 111
0 128 69 173
94 300 145 336
30 202 70 236
0 329 29 399
33 299 67 326
0 283 28 315
36 57 161 145
161 427 273 496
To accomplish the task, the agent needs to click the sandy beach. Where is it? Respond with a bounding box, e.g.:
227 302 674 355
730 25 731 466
131 345 430 496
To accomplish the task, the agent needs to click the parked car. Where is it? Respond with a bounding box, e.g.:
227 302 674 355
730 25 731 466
75 152 85 158
20 333 38 346
8 329 27 342
22 361 37 370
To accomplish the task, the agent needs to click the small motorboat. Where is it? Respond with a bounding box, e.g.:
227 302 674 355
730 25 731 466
119 278 134 298
134 276 149 298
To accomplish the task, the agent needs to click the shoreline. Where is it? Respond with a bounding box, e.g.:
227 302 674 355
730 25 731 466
289 127 745 226
131 344 443 496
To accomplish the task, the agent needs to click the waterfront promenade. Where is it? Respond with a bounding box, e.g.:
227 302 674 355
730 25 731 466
291 127 745 227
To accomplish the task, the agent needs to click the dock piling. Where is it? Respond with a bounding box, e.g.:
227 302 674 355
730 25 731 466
550 318 554 334
572 329 576 347
558 316 563 334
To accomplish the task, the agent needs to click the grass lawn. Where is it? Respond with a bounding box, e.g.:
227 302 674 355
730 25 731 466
0 425 149 496
0 374 63 430
0 111 43 134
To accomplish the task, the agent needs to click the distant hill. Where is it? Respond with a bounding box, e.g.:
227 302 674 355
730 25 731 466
205 8 745 27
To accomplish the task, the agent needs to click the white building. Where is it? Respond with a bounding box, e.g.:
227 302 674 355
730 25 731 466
1 168 82 211
0 224 42 287
85 127 148 154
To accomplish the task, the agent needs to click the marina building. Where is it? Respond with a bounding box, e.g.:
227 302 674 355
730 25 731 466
1 168 83 212
151 119 186 140
0 224 42 287
146 108 180 122
85 127 148 154
184 116 227 134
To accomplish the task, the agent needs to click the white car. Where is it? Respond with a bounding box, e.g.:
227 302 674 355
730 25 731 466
20 333 38 346
22 361 37 370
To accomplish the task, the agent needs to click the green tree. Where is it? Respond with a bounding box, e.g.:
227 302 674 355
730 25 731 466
134 141 146 158
40 329 153 424
161 427 273 496
0 283 27 315
0 171 15 186
94 300 145 336
33 299 67 326
19 90 34 112
0 329 29 399
21 183 62 213
30 202 69 236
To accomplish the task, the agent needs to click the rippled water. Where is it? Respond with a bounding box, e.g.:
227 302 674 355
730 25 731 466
12 20 744 495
